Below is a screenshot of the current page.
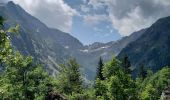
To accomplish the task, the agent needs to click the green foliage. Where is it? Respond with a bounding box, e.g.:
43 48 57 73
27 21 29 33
0 16 5 27
107 75 137 100
96 57 105 80
0 16 170 100
138 64 147 80
103 57 122 78
68 87 97 100
0 52 52 99
0 28 12 63
95 57 137 100
94 78 107 98
139 67 170 100
122 55 131 74
7 24 20 34
56 58 83 95
0 19 55 99
95 56 170 100
69 90 95 100
140 84 157 100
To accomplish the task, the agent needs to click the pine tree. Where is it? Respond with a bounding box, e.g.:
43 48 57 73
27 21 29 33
96 57 105 80
68 58 83 94
138 64 147 80
57 58 83 95
94 57 105 97
95 57 137 99
0 16 5 27
122 55 131 74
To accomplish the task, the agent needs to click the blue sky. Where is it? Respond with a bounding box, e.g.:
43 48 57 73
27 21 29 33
64 0 121 44
5 0 170 45
71 11 121 44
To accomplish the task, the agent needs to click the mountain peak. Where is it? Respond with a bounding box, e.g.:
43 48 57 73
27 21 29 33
150 16 170 29
7 1 15 5
157 16 170 22
6 1 19 10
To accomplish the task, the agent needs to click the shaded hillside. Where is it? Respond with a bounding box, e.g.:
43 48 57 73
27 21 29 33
118 16 170 75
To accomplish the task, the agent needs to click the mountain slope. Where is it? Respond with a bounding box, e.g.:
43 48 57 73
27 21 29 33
75 29 146 79
118 16 170 75
0 1 147 80
0 1 84 75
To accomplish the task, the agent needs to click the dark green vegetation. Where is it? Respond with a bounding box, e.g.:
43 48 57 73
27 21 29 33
95 57 105 80
0 18 169 99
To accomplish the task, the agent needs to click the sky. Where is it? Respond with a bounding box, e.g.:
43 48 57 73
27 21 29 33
1 0 170 45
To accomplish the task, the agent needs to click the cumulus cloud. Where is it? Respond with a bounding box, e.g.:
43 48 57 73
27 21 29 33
83 14 109 26
9 0 78 33
93 27 103 33
86 0 170 36
82 0 88 4
81 5 90 13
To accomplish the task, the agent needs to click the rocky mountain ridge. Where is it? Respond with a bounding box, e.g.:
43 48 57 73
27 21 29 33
0 1 148 80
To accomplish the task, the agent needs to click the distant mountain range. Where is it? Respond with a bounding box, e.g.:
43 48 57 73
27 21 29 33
1 1 169 80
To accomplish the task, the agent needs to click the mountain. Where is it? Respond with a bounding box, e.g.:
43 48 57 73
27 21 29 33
0 1 146 80
0 1 84 76
118 16 170 76
75 29 146 79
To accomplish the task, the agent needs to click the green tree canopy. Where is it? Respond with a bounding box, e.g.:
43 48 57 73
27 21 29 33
56 58 83 95
0 18 54 99
96 57 105 80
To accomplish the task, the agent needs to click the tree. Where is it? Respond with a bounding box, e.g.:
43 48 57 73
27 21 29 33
141 84 157 100
94 78 108 99
95 57 137 99
103 57 122 78
96 57 105 80
0 52 54 99
138 64 147 80
139 67 170 100
0 16 5 27
0 18 54 99
57 58 83 95
122 55 131 74
94 57 105 97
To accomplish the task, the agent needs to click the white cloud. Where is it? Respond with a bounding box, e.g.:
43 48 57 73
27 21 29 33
109 7 152 36
81 5 90 13
153 0 170 6
10 0 78 33
87 0 170 36
93 27 103 33
5 0 170 36
82 0 88 4
83 14 108 26
88 0 104 10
